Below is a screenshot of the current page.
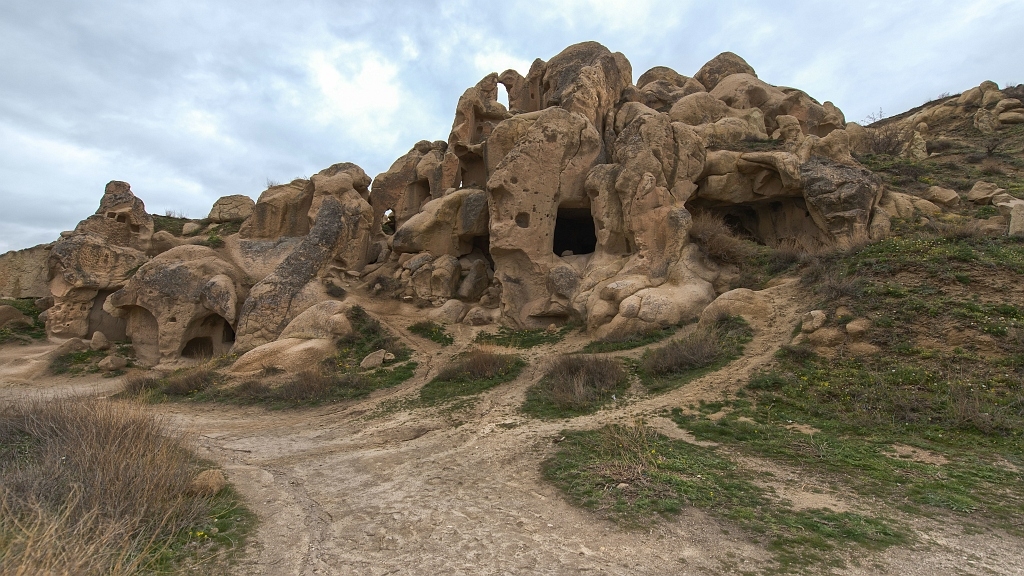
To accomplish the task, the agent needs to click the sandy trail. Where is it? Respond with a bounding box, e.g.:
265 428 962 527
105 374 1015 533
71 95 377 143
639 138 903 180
3 280 1022 575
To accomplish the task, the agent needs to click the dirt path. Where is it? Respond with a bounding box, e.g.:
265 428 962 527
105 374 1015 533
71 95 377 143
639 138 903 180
3 281 1022 575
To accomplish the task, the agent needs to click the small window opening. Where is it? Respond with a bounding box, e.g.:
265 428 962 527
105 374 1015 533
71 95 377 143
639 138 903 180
553 207 596 256
515 212 530 228
222 322 236 343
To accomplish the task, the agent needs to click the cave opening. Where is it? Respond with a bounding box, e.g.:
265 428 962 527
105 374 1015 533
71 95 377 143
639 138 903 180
181 337 213 359
552 207 597 256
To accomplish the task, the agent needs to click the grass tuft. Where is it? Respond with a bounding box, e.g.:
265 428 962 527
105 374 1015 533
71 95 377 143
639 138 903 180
420 350 525 404
408 321 454 346
523 355 627 418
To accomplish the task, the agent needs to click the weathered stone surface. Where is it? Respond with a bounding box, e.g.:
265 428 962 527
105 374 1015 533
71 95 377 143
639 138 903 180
0 243 52 299
799 159 883 241
801 310 826 333
966 181 1004 204
845 318 871 339
234 197 358 351
359 349 389 369
278 300 354 340
392 188 488 256
912 198 943 216
920 186 960 207
208 195 255 223
107 245 247 366
1010 205 1024 237
370 141 447 235
0 305 31 330
239 180 312 239
230 337 336 373
636 66 706 112
700 288 771 326
97 355 127 371
90 331 110 351
694 52 757 92
182 222 202 235
429 299 468 324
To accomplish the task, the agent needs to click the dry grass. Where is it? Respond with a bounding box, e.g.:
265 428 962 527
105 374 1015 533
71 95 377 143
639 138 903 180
121 373 162 396
160 365 215 396
0 398 230 575
688 212 755 265
533 356 626 413
929 217 986 240
435 349 519 382
641 324 723 376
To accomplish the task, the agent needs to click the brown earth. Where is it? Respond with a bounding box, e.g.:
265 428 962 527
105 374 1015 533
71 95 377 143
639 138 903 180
2 279 1023 575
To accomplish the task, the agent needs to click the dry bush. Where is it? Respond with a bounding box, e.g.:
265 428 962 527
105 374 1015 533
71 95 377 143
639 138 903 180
232 378 270 400
591 421 661 484
120 373 161 396
818 269 866 301
539 355 625 411
161 365 215 396
863 111 910 156
272 370 369 403
642 324 723 375
929 218 986 240
688 212 755 265
0 398 217 575
436 349 519 381
926 138 955 154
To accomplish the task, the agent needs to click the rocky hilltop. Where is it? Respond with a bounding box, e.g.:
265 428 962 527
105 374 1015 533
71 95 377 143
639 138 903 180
2 41 1022 369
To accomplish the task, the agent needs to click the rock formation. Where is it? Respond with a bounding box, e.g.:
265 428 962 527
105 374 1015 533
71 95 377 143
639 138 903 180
1 41 922 366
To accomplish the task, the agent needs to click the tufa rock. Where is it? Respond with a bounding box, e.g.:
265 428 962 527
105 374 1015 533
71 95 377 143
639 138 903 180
966 181 1004 205
97 355 127 371
208 195 256 223
360 349 390 370
90 331 111 351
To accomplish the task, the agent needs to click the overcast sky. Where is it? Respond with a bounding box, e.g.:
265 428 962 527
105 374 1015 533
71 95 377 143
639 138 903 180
1 0 1020 252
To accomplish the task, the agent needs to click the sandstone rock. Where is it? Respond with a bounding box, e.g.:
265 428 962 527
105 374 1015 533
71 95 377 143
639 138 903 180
188 469 227 496
999 111 1024 124
869 207 891 239
239 180 312 239
208 194 256 223
230 337 336 373
636 66 706 112
0 243 52 299
457 260 490 302
902 131 928 160
912 198 943 216
845 318 871 339
807 327 844 347
97 355 127 371
430 299 468 324
392 188 488 256
90 331 110 351
278 301 354 340
799 159 883 241
694 52 757 92
699 288 771 326
73 181 154 253
1010 205 1024 237
848 342 880 356
801 310 826 333
920 186 960 207
966 181 1004 204
994 98 1023 115
107 245 247 365
878 190 916 219
234 196 369 351
360 349 390 370
0 306 32 330
182 222 202 235
973 108 1000 133
464 306 497 326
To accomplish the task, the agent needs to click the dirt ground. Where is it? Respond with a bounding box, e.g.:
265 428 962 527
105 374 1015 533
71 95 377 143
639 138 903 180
3 280 1023 575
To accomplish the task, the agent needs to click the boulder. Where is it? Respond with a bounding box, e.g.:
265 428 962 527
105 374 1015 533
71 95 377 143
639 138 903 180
208 195 256 223
97 355 127 371
699 288 771 326
1010 205 1024 237
845 318 871 339
278 301 354 340
429 299 468 324
973 109 1000 133
807 327 844 347
182 222 202 236
464 306 497 326
694 52 757 92
230 337 336 373
999 111 1024 124
90 331 110 351
912 198 943 216
799 159 883 241
966 181 1004 205
359 349 390 370
0 305 32 330
801 310 826 333
920 186 960 207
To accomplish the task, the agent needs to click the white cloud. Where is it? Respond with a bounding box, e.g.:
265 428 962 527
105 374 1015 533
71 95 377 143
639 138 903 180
306 43 404 149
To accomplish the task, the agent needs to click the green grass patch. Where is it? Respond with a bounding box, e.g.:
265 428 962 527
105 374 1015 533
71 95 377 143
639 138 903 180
522 355 628 419
475 324 574 348
408 320 454 346
49 348 109 375
420 350 525 404
638 316 753 394
151 214 190 236
544 422 905 570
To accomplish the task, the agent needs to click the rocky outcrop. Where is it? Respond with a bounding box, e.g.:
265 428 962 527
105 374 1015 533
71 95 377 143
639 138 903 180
208 195 255 223
239 180 312 239
107 245 247 366
0 243 52 299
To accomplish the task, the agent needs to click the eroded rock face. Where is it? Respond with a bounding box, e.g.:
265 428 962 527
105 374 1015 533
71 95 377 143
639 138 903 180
239 180 312 239
208 195 255 223
0 243 52 299
107 245 247 366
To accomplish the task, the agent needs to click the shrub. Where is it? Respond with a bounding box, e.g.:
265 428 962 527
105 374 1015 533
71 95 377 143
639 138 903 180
688 212 755 265
642 324 722 376
161 366 215 396
121 373 161 396
0 398 250 574
408 321 454 346
525 355 626 416
420 350 525 403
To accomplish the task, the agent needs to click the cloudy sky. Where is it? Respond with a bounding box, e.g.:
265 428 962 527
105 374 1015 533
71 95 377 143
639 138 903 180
1 0 1020 252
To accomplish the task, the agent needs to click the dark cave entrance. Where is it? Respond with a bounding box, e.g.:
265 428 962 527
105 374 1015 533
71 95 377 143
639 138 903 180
552 207 597 256
181 337 214 359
